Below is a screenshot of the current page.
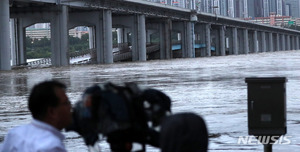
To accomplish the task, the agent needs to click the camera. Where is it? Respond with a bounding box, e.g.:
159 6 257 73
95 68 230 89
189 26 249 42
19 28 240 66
66 82 172 152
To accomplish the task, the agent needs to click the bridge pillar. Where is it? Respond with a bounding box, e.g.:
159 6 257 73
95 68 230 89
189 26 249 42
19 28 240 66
220 26 226 56
261 32 266 52
184 21 195 58
293 36 297 50
195 23 206 57
230 27 238 55
51 5 69 66
94 10 113 63
253 30 258 53
296 36 300 50
88 27 95 49
10 19 17 66
286 35 291 50
131 14 146 61
276 33 280 51
14 19 27 65
117 28 124 43
243 29 249 54
124 28 129 43
237 29 244 54
146 29 156 43
103 10 113 63
160 19 172 59
205 24 211 56
291 36 295 50
268 32 273 52
0 0 11 70
212 28 219 56
281 34 286 51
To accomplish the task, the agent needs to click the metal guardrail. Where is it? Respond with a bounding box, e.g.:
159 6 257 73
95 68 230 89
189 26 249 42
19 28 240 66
114 44 160 62
27 43 159 65
27 58 51 66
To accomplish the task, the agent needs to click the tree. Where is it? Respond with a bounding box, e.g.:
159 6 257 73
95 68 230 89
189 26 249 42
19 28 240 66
26 33 90 59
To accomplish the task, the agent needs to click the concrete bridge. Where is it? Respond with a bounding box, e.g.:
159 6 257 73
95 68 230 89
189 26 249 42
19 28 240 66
1 0 300 70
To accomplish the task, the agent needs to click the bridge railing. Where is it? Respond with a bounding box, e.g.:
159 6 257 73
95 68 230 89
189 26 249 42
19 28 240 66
69 48 95 58
27 58 51 66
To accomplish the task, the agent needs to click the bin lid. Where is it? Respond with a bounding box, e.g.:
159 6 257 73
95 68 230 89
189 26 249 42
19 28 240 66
245 77 287 83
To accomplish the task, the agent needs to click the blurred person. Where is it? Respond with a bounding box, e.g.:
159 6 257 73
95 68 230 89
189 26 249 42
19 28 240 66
0 80 72 152
160 112 208 152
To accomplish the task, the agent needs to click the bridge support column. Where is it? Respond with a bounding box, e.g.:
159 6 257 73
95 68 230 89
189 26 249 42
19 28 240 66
268 33 273 52
291 36 295 50
15 19 27 65
276 33 280 51
230 27 238 55
117 28 124 43
51 5 69 66
132 14 146 61
124 28 129 43
205 24 211 56
88 27 95 49
243 29 249 54
294 36 297 50
281 34 286 51
160 19 172 59
213 28 220 56
195 24 206 57
286 35 291 50
10 19 17 66
184 21 195 58
296 36 299 50
146 29 156 43
103 10 113 63
253 30 258 53
94 10 113 63
0 0 11 70
261 32 266 52
220 26 226 56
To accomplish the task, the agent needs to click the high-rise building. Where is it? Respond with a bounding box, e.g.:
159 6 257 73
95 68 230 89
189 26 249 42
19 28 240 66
228 0 235 17
213 0 220 15
269 0 277 14
285 0 300 18
248 0 264 17
277 0 283 16
220 0 228 16
285 3 291 16
263 0 269 17
235 0 247 18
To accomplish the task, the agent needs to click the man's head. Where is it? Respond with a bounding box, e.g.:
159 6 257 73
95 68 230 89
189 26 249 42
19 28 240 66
160 113 208 152
28 80 72 130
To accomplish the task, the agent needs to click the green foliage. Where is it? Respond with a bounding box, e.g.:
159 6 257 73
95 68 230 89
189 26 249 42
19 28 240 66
26 33 90 59
26 37 51 59
69 34 89 54
150 32 180 43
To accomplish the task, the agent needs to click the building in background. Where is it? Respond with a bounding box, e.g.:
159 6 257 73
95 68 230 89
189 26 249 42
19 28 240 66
228 0 235 17
263 0 269 17
220 0 228 16
276 0 283 16
235 0 248 18
285 0 300 18
245 15 300 27
26 23 88 40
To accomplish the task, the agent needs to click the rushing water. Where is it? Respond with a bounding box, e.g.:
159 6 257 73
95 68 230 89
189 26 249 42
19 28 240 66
1 51 300 152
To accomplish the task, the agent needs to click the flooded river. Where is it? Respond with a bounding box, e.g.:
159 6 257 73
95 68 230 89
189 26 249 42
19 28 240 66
1 50 300 152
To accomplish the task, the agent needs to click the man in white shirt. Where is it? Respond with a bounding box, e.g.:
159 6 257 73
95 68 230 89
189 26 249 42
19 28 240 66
0 80 72 152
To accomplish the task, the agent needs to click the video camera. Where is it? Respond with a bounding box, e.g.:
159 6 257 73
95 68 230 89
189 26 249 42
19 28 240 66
66 82 172 152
